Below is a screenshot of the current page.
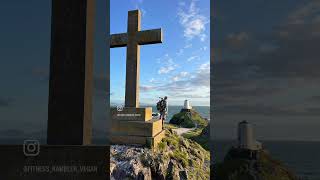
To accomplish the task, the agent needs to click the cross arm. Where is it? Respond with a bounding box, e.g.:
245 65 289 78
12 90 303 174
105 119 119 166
137 28 163 45
110 33 128 48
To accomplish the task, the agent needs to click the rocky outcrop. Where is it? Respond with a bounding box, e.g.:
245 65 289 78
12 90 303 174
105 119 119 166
110 129 210 180
169 109 208 128
110 146 152 180
213 147 298 180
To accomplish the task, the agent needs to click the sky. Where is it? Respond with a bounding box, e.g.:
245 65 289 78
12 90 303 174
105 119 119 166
213 0 320 141
110 0 210 106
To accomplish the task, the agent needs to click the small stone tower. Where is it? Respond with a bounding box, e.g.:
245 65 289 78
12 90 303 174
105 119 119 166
237 121 262 150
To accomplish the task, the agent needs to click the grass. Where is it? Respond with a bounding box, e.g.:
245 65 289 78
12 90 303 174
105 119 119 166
155 126 210 179
183 127 210 150
169 109 208 128
164 123 179 129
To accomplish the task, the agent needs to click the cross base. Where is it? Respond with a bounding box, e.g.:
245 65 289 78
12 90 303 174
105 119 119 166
110 107 165 149
109 130 165 149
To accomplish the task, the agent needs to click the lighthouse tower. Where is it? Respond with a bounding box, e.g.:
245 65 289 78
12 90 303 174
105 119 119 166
237 121 262 150
180 99 192 112
183 100 192 110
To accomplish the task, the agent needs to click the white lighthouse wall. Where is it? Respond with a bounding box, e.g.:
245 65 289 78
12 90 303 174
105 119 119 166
238 123 255 150
183 100 192 109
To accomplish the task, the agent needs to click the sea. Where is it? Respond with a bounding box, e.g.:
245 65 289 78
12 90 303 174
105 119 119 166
143 105 211 122
212 140 320 180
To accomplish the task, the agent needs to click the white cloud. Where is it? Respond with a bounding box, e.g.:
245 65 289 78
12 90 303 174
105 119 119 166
201 46 208 51
178 0 209 41
198 62 210 71
187 55 200 62
139 62 210 105
133 0 147 16
149 78 156 83
200 34 207 41
171 71 189 82
158 66 175 74
287 0 320 25
140 85 155 92
157 54 178 74
153 62 209 94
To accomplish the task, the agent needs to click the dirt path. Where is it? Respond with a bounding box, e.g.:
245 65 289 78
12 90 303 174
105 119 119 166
173 127 195 135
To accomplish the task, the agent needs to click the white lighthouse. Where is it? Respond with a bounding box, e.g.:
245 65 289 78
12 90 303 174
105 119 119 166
183 99 192 110
237 121 262 150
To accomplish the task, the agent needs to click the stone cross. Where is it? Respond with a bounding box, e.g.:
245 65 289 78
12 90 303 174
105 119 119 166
47 0 95 145
110 10 163 108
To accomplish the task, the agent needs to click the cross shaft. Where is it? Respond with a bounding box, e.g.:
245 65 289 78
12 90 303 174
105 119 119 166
110 10 163 107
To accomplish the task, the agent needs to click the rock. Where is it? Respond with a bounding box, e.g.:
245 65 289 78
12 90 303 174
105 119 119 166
110 145 152 180
213 147 298 180
110 128 210 180
179 170 188 180
169 109 208 128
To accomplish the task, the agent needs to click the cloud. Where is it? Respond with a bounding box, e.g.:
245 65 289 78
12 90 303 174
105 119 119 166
224 32 250 49
158 66 175 74
178 0 209 41
216 104 320 117
287 0 320 25
171 71 189 82
201 46 208 51
213 0 320 119
149 78 156 83
157 54 178 74
132 0 146 16
187 55 200 62
140 85 155 92
145 62 210 101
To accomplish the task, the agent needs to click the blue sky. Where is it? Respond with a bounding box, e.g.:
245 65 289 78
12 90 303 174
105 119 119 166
110 0 210 106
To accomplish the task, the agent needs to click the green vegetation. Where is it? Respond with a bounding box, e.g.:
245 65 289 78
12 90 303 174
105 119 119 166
182 124 210 150
163 122 179 129
155 124 210 179
169 109 208 128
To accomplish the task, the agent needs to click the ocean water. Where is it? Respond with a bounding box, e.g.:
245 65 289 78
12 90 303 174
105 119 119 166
212 140 320 180
143 105 210 122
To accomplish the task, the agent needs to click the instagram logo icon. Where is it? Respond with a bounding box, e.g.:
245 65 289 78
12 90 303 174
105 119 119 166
23 140 40 156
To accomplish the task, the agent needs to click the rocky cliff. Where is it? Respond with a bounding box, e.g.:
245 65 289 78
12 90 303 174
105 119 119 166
110 128 210 180
213 147 298 180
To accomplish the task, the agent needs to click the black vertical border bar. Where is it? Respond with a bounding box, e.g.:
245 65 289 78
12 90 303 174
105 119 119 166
106 0 111 178
210 0 214 179
106 0 110 145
